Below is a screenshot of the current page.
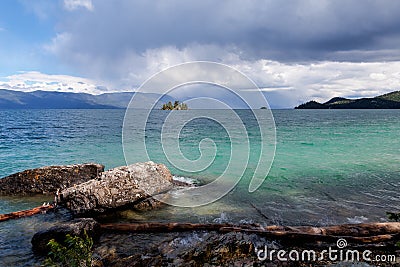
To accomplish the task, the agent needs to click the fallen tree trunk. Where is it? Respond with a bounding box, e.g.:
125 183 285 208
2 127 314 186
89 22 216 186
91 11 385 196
219 227 398 244
100 222 240 232
100 222 400 236
279 222 400 236
0 205 54 222
100 222 400 246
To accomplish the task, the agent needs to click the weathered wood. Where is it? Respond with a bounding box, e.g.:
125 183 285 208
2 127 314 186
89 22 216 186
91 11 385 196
0 205 54 222
100 222 239 232
100 222 400 245
100 222 400 235
263 222 400 237
219 227 398 244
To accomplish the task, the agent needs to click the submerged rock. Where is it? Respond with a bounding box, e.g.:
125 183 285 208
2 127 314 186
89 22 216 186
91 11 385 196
60 161 173 214
31 218 100 255
0 163 104 196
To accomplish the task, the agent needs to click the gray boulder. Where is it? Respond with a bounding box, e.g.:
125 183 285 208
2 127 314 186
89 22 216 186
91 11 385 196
31 218 100 255
60 161 173 214
0 163 104 195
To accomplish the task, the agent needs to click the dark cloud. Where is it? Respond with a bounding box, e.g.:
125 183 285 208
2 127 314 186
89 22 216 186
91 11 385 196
33 0 400 108
53 0 400 63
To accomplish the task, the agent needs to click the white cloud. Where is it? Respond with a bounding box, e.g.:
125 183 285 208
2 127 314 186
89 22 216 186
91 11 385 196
42 36 400 107
44 32 72 54
2 55 400 108
125 46 400 105
37 1 400 107
0 71 106 94
238 59 400 107
64 0 93 11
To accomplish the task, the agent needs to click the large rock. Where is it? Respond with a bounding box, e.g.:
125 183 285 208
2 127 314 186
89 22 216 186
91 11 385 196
60 161 173 214
0 163 104 195
31 218 100 255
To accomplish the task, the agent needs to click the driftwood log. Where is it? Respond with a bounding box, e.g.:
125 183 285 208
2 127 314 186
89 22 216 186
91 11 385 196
100 222 400 247
0 205 54 222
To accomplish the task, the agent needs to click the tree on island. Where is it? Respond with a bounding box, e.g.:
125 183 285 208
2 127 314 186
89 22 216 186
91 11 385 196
161 101 188 110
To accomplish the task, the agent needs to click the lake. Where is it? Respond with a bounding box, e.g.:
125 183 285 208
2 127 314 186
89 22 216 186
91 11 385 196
0 109 399 265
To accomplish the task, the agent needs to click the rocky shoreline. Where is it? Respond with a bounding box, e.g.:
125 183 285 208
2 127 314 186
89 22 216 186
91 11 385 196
0 162 399 266
31 217 400 266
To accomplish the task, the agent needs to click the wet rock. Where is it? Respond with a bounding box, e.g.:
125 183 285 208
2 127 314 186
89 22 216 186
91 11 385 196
92 231 274 266
92 232 180 267
177 232 263 266
131 196 165 211
0 163 104 195
60 161 173 214
31 218 100 255
93 229 400 266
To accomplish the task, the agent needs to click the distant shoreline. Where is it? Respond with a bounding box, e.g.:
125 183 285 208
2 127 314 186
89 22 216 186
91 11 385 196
296 90 400 109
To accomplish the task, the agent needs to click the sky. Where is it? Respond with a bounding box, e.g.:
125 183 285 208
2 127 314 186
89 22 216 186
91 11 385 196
1 0 400 108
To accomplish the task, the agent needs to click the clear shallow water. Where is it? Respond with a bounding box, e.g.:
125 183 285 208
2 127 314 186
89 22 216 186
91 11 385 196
0 198 72 266
0 109 399 265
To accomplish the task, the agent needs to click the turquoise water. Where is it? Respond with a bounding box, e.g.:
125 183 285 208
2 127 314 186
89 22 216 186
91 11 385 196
0 109 400 265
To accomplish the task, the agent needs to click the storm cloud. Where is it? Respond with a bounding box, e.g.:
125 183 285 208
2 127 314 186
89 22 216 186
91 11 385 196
7 0 400 107
52 0 400 62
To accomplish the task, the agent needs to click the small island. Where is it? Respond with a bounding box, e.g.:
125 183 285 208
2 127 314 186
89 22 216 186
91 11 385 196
161 100 188 110
295 90 400 109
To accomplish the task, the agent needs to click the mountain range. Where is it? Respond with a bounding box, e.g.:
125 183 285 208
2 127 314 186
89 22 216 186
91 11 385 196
3 89 400 109
0 89 174 109
295 91 400 109
0 89 267 109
